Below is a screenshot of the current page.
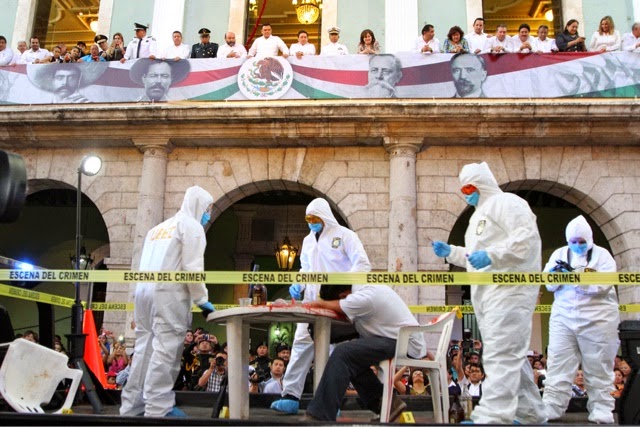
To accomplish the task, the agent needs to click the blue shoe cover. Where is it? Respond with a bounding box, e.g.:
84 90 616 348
165 407 187 418
461 420 474 424
270 399 300 414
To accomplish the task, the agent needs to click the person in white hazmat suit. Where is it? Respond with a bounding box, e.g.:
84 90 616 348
432 162 546 424
271 197 371 414
120 186 216 417
542 215 619 424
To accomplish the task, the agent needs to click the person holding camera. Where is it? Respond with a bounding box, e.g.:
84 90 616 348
250 357 286 394
541 215 619 424
197 352 227 393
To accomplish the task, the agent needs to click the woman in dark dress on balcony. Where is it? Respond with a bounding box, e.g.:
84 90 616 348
556 19 587 52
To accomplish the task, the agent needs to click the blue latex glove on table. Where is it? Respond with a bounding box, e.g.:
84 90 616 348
198 301 216 317
468 251 491 269
433 241 451 258
289 283 303 300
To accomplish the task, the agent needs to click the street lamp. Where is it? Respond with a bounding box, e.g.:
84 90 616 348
68 155 102 413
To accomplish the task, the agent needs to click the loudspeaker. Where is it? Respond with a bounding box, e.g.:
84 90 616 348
0 150 27 223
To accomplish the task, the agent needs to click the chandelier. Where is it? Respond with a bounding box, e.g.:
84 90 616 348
275 237 298 271
292 0 322 25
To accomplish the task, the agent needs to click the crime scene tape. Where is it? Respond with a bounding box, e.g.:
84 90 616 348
2 269 640 286
2 284 640 314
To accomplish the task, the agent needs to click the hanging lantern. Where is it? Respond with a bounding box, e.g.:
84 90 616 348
274 236 298 271
293 0 322 25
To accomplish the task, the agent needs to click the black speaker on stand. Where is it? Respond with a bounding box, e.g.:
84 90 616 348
618 320 640 425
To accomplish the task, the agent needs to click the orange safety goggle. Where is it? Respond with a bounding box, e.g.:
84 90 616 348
460 184 478 195
305 215 322 224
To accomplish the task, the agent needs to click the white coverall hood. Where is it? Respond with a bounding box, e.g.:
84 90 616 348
306 198 339 228
459 162 503 209
180 185 214 223
565 215 594 250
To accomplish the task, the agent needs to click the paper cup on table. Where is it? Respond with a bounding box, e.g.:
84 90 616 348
239 298 252 307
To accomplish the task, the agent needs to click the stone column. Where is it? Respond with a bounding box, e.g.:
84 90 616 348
465 0 483 33
384 0 418 53
320 0 338 51
561 1 583 32
228 0 248 45
102 258 135 344
119 139 173 338
96 0 114 37
151 0 186 53
233 206 258 302
384 137 423 306
11 0 37 46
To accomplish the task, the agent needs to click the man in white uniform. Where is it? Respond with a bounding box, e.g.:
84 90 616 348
248 23 289 59
432 162 546 424
121 22 157 62
162 31 190 61
289 30 316 59
465 18 491 54
218 32 247 59
270 197 371 415
304 284 426 422
120 186 216 417
542 215 619 424
321 27 349 56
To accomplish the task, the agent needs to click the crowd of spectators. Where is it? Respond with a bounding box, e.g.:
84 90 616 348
1 14 638 70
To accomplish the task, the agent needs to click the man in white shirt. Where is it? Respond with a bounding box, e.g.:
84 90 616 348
321 27 348 56
532 25 558 53
11 40 27 65
483 24 514 53
465 18 491 54
622 22 640 52
512 23 534 53
162 31 190 61
414 24 441 53
217 32 247 59
459 363 485 397
121 22 157 62
289 30 316 59
248 23 289 59
0 36 14 66
304 284 426 422
20 37 51 64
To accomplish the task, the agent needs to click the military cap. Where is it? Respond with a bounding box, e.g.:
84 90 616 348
255 341 268 351
94 34 108 44
276 343 291 353
134 22 148 31
328 26 341 34
198 28 211 36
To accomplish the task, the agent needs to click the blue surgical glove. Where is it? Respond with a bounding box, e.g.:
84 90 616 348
198 301 216 318
433 241 451 258
468 251 492 269
289 283 303 300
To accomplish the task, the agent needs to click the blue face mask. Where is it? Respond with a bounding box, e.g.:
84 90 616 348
201 211 211 227
308 222 323 233
465 192 480 206
569 242 588 256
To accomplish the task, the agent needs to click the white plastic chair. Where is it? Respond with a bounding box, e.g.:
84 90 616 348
378 309 458 423
0 339 82 413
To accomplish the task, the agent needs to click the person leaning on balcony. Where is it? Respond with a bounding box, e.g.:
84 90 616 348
589 15 621 52
621 22 640 52
465 17 492 55
0 36 14 66
191 28 218 59
104 33 126 62
483 24 514 53
512 23 534 53
443 26 469 54
555 19 587 52
414 24 441 53
247 23 289 59
357 29 380 55
532 25 558 53
321 27 348 56
121 22 157 63
289 30 316 59
218 32 247 59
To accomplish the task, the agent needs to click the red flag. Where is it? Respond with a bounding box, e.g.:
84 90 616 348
83 309 116 389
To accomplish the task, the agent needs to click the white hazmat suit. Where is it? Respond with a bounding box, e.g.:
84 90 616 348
445 162 546 424
542 215 619 424
120 186 213 417
275 198 371 407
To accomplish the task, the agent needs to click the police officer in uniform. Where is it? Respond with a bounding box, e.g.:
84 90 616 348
94 34 109 57
121 22 157 63
191 28 218 58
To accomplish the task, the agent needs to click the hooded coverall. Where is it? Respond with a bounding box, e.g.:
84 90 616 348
120 185 213 417
446 162 546 424
280 198 371 400
542 215 619 424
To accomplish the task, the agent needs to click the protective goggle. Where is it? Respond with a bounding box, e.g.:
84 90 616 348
460 184 478 195
305 215 322 224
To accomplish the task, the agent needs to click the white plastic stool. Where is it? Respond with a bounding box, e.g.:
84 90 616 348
0 339 82 413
